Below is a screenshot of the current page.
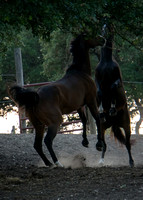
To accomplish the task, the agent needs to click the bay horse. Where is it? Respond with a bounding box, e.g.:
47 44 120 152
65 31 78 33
9 35 105 168
95 32 134 167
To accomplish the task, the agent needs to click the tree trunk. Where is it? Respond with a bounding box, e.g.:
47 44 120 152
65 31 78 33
14 48 26 133
134 98 143 135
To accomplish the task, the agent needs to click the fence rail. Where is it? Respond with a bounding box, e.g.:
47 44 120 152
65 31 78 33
14 80 143 134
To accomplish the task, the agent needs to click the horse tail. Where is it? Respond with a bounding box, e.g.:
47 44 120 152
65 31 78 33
9 85 39 109
111 125 126 145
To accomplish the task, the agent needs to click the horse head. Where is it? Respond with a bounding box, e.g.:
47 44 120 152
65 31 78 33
86 35 105 49
68 34 105 75
70 34 105 56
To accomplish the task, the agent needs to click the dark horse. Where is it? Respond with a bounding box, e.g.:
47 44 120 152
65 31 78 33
9 35 105 167
95 32 134 167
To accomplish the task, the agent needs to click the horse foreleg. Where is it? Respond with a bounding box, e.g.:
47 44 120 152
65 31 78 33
99 151 105 165
99 102 106 122
109 99 117 117
99 128 107 165
96 126 106 165
44 124 63 167
87 104 106 154
77 107 89 147
34 125 53 167
109 79 122 116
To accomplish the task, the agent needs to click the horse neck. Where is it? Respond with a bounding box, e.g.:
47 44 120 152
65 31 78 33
73 49 91 75
100 39 113 62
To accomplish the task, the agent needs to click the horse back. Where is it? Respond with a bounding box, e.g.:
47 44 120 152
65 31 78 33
36 73 97 115
96 59 126 112
96 60 122 89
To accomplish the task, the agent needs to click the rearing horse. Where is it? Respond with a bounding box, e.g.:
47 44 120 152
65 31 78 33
69 34 105 148
9 35 105 168
95 31 134 167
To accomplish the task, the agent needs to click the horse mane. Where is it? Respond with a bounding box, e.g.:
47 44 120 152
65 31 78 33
100 35 114 62
67 34 91 75
66 64 83 74
70 34 84 54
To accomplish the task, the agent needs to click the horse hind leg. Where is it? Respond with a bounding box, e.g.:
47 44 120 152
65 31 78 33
77 107 89 147
34 124 53 167
98 128 107 165
44 124 63 167
109 101 117 117
124 128 134 167
112 125 134 167
99 102 106 122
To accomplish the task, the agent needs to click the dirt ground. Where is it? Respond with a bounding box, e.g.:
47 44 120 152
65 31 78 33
0 133 143 200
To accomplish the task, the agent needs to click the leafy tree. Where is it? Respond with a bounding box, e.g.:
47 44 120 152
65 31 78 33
40 29 100 82
0 0 142 45
19 29 47 84
0 29 47 112
116 39 143 134
0 0 143 132
40 30 72 81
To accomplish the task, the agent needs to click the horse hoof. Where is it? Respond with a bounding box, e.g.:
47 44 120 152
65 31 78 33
101 118 106 123
96 146 102 151
49 164 57 169
109 108 117 117
55 161 64 168
99 158 104 165
46 162 53 168
99 113 106 122
83 144 88 148
82 139 89 148
130 160 134 168
96 142 102 151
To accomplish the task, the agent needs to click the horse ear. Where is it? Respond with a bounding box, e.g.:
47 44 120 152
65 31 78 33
108 24 114 33
87 36 105 48
82 33 87 37
106 24 115 41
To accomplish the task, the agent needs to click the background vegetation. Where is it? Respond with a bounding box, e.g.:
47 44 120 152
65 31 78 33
0 0 143 132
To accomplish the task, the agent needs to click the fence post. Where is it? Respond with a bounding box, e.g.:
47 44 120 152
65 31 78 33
14 48 24 86
86 107 96 134
14 48 26 133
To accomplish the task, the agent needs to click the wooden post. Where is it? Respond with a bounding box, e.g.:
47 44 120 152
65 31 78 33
14 48 26 133
86 107 96 134
14 48 24 86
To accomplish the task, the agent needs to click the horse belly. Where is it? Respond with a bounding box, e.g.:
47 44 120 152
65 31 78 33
115 87 126 110
60 90 85 114
61 99 84 114
35 101 63 126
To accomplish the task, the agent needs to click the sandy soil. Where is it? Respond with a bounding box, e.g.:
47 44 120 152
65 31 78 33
0 133 143 200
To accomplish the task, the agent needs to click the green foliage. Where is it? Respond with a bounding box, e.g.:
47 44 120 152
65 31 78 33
19 29 47 84
1 0 143 46
0 24 21 56
113 37 143 117
40 30 72 81
118 40 143 95
0 0 143 116
0 29 47 112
